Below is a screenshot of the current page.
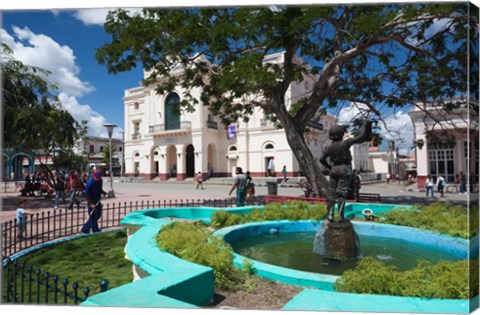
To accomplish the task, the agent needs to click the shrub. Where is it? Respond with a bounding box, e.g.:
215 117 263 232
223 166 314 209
383 202 474 238
335 257 478 299
156 221 254 290
210 201 327 228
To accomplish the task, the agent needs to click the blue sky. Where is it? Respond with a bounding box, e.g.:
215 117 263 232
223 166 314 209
1 0 477 149
2 8 144 140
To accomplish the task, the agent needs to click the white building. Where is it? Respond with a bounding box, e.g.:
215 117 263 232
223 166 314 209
75 136 124 174
409 99 479 188
123 52 337 180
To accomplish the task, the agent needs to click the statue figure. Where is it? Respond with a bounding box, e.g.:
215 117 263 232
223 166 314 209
319 120 373 222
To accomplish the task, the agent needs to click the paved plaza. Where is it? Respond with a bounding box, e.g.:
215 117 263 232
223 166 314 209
0 178 472 223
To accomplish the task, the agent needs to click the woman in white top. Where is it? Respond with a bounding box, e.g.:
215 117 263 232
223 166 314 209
425 176 435 197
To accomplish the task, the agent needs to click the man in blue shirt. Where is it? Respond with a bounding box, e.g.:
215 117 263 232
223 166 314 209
80 170 106 234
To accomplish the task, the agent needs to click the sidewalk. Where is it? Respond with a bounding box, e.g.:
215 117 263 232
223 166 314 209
1 179 472 223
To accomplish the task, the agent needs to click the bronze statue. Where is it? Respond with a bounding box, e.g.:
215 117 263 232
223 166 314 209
320 120 373 222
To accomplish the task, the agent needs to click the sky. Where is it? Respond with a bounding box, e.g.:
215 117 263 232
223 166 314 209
1 0 477 151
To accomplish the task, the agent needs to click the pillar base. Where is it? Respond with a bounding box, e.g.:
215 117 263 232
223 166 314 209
314 220 360 259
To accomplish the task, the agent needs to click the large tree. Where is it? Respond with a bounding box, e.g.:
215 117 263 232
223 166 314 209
96 3 476 195
2 44 84 177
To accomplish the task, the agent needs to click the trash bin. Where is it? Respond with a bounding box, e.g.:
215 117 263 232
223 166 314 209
266 181 278 195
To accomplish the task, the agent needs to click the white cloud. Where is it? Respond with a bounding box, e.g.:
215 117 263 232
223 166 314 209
72 9 112 26
58 93 123 139
71 8 143 26
2 26 94 97
337 103 414 153
2 26 121 138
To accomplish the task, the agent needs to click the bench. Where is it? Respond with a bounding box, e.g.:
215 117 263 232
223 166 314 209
356 193 381 203
20 182 41 196
20 182 54 198
264 195 327 204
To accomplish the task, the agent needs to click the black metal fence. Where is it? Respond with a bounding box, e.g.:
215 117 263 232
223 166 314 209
1 197 264 259
2 257 109 304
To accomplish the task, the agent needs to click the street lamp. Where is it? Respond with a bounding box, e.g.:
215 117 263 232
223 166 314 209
104 123 117 198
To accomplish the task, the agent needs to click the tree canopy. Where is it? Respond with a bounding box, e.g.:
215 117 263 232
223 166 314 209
2 43 85 175
96 3 477 194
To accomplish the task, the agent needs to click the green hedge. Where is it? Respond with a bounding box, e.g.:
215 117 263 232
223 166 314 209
335 257 478 299
211 201 327 228
156 221 255 290
384 202 476 238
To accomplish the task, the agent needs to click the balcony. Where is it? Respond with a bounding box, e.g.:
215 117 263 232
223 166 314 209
131 133 142 141
206 120 218 129
148 121 192 138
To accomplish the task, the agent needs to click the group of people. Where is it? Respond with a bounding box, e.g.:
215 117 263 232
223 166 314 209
53 170 89 210
228 167 255 207
17 169 108 239
425 171 469 197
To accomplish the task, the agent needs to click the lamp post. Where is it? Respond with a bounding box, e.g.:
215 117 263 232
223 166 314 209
121 131 125 179
104 123 117 198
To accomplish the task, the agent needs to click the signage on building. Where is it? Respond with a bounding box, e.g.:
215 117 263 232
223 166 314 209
227 124 237 140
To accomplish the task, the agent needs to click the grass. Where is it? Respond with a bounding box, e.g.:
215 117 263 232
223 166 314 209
7 229 133 299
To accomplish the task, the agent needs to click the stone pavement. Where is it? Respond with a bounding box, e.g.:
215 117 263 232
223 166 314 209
1 178 473 223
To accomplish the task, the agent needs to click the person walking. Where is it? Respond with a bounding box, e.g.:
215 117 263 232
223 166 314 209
195 171 204 190
54 172 67 209
459 171 467 194
267 157 275 177
282 165 288 182
228 167 247 207
425 176 435 198
67 170 81 210
352 169 362 201
436 174 446 197
80 170 106 234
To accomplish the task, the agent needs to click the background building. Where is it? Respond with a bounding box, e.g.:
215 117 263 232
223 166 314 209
75 136 124 175
409 99 479 188
123 52 337 180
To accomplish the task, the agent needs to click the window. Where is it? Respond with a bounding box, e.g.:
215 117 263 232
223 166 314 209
89 145 94 153
265 144 274 150
134 102 139 110
165 93 181 130
100 146 104 152
428 148 455 182
229 145 237 152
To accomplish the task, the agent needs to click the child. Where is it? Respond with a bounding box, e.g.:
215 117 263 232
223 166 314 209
246 171 255 198
195 171 204 190
16 199 33 239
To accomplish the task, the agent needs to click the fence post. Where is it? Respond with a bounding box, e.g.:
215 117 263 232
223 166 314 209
73 281 79 304
44 271 50 304
36 268 41 303
83 286 91 301
63 278 69 304
12 259 18 303
100 279 109 292
20 262 26 303
28 265 33 303
53 275 59 304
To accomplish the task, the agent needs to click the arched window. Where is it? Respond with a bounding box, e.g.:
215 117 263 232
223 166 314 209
165 93 180 130
265 143 275 150
229 145 238 152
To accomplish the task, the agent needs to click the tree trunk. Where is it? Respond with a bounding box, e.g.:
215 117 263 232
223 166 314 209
280 113 329 197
